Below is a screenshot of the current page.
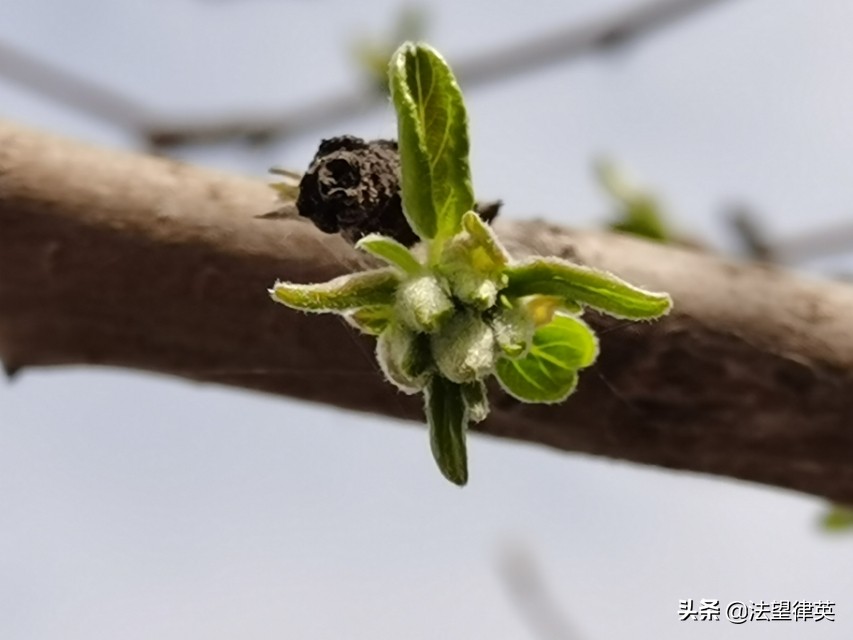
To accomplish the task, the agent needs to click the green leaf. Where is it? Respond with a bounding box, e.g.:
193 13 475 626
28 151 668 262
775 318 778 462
426 376 468 485
505 258 672 320
495 314 598 403
344 305 393 335
461 380 489 423
270 268 399 312
356 234 423 275
389 42 474 245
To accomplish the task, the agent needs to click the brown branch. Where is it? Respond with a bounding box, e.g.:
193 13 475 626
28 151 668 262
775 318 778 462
3 119 853 502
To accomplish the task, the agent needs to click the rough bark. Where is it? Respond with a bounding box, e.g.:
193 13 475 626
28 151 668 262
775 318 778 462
2 119 853 501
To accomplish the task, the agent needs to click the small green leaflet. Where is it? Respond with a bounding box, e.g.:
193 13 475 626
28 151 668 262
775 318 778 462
389 42 474 246
495 314 598 403
426 376 469 485
461 210 509 267
344 305 393 335
356 233 422 275
270 268 399 312
505 258 672 320
376 322 432 393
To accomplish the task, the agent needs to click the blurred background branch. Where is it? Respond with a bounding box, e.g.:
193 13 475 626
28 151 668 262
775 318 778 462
0 38 156 130
729 204 853 265
499 544 583 640
0 0 736 151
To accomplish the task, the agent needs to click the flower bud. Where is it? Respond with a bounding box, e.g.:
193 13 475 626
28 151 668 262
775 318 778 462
395 275 455 332
431 311 496 383
439 232 507 310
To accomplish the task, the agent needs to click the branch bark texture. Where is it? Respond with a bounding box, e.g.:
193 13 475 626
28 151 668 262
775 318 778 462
2 120 853 501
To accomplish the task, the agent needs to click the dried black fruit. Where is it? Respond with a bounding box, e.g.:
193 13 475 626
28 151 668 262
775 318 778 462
296 135 500 246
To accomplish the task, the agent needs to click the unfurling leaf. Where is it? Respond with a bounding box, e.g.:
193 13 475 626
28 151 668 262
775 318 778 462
461 210 508 267
426 376 468 485
438 212 509 309
505 258 672 320
389 42 474 246
270 269 399 312
376 322 433 393
495 314 598 403
356 234 423 275
344 305 393 335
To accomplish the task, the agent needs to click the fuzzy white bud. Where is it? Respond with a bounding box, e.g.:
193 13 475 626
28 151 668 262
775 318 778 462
395 275 455 333
431 311 497 383
490 304 535 358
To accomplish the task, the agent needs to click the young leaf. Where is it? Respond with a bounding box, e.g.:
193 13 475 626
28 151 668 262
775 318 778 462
438 241 503 309
389 42 474 245
344 305 393 335
495 314 598 403
438 215 509 309
270 268 399 312
461 210 508 267
356 234 423 275
376 322 433 393
426 376 469 485
505 258 672 320
461 380 489 423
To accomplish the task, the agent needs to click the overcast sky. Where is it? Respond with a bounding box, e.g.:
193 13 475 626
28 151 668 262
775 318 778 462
2 1 853 638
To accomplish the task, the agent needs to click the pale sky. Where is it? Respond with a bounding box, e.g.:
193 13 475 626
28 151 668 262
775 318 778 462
2 1 853 638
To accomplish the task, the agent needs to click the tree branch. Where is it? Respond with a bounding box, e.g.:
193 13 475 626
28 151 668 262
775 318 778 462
148 0 734 148
0 0 736 148
3 119 853 501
